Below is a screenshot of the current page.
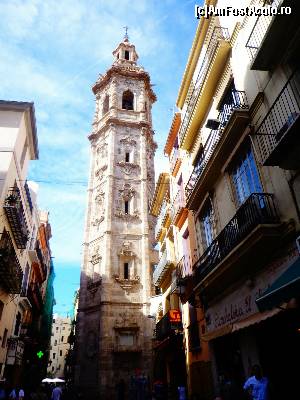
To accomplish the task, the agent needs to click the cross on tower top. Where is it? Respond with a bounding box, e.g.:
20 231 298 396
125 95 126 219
123 26 129 41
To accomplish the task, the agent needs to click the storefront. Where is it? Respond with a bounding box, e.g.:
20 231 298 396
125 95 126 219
200 246 300 398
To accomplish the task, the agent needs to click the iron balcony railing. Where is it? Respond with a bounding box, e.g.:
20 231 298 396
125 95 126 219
179 27 230 145
153 247 175 285
193 193 280 284
171 255 192 294
28 282 43 309
4 187 29 249
155 311 182 341
170 147 180 173
24 181 33 213
254 72 300 164
185 90 249 199
0 230 23 293
171 189 185 221
36 245 47 277
246 0 282 60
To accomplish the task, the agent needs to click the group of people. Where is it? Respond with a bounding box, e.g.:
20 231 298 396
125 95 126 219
0 384 63 400
218 364 269 400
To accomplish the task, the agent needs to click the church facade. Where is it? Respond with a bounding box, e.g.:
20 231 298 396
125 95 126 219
76 35 157 398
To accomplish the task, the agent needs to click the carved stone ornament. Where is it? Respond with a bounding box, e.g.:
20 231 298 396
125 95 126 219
119 183 135 200
120 136 137 147
117 161 140 175
114 275 140 293
95 164 107 180
114 310 139 329
114 210 140 221
119 240 135 256
92 216 104 227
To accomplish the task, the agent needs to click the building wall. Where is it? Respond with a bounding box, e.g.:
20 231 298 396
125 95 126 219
48 316 71 377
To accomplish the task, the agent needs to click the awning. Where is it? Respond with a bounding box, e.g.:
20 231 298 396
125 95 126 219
256 256 300 312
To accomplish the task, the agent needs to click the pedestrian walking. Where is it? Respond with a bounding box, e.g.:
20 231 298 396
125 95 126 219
18 389 24 400
243 365 269 400
177 385 186 400
51 386 62 400
9 389 17 400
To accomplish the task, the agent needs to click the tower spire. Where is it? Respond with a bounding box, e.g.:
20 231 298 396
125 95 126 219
123 25 129 42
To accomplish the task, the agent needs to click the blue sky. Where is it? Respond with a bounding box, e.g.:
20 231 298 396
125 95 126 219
0 0 199 315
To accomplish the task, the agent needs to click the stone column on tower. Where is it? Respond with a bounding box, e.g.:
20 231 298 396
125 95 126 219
75 35 158 399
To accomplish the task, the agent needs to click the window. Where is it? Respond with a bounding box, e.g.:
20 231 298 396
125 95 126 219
199 201 214 250
119 332 134 346
124 50 130 60
0 300 4 320
230 142 262 206
125 152 130 162
61 336 64 342
54 340 57 346
60 350 62 356
14 312 21 336
21 263 30 295
124 201 129 214
56 327 59 331
122 90 134 110
52 367 54 372
62 327 65 330
2 329 8 348
103 95 109 115
53 319 56 323
124 263 129 279
53 353 56 359
58 364 61 370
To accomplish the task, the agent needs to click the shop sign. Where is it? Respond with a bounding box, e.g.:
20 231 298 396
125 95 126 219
6 338 24 366
205 248 298 333
169 309 181 322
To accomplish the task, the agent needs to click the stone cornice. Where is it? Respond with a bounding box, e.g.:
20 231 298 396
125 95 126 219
88 118 151 141
92 65 156 102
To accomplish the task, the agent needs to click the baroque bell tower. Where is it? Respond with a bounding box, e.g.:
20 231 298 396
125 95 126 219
76 33 157 398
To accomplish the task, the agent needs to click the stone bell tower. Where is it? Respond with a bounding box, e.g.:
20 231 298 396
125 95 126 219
76 33 157 399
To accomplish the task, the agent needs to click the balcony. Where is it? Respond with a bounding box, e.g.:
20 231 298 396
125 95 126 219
24 181 33 214
185 90 249 208
171 189 188 228
4 188 28 249
171 255 192 295
193 193 282 298
246 0 300 70
253 72 300 169
170 147 181 177
153 247 176 286
0 230 23 293
27 282 43 311
155 310 182 341
179 27 231 150
35 245 47 281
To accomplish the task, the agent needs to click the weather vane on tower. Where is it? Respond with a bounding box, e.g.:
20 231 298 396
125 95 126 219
123 25 129 41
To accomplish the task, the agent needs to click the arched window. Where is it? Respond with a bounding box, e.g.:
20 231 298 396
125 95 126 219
122 90 134 110
103 95 109 115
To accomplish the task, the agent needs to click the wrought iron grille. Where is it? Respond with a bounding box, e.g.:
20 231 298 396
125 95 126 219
246 0 282 60
185 90 249 199
193 193 279 284
254 72 300 163
4 187 28 249
179 27 230 145
0 229 23 293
